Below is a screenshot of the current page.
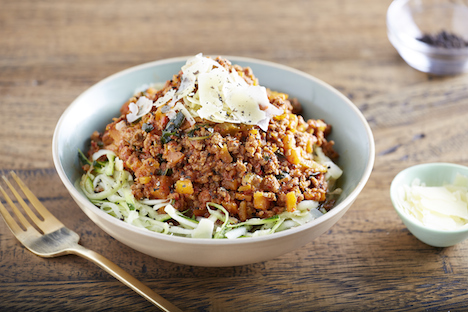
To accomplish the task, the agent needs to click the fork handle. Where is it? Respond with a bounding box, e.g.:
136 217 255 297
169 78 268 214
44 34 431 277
69 244 183 312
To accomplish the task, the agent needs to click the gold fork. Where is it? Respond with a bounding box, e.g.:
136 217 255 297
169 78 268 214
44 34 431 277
0 171 182 312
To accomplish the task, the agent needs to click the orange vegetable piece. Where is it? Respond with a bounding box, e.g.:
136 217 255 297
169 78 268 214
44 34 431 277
219 144 233 163
138 176 151 184
253 191 270 210
150 176 172 199
285 148 301 165
175 179 194 195
237 185 251 192
286 191 297 212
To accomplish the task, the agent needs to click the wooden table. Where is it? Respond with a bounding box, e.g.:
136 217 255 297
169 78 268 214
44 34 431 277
2 0 468 310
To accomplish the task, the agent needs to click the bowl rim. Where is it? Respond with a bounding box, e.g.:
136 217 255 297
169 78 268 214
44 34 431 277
52 54 375 246
390 162 468 234
387 0 468 56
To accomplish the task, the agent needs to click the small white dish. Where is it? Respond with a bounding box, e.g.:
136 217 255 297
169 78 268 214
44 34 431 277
390 163 468 247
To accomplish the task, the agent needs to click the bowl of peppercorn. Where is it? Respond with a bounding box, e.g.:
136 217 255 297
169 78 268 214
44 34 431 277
387 0 468 75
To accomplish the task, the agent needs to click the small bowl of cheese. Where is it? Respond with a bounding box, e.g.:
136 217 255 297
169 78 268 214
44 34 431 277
390 163 468 247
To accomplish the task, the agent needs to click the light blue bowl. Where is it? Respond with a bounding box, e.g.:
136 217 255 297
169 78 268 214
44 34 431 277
390 163 468 247
53 55 375 266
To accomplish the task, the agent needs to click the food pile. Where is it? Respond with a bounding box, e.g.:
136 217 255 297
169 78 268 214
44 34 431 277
79 54 342 238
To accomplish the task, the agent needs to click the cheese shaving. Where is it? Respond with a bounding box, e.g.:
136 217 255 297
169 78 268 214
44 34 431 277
126 96 153 123
398 174 468 231
126 53 283 130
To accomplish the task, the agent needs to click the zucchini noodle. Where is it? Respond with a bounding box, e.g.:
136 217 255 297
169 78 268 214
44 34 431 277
79 149 338 239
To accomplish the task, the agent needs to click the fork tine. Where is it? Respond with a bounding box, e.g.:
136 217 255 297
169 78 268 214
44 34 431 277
0 184 33 231
0 190 25 235
5 172 63 233
2 175 43 226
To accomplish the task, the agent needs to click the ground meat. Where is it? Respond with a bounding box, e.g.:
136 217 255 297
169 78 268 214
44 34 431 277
87 57 339 222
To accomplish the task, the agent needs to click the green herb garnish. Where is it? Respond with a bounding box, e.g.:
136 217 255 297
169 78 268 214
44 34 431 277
78 149 92 166
161 111 185 144
142 123 154 133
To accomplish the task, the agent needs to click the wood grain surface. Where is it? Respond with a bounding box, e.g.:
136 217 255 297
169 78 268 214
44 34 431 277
2 0 468 311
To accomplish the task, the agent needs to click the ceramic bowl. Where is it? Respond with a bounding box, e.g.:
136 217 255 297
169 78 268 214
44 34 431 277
390 163 468 247
387 0 468 75
52 55 375 266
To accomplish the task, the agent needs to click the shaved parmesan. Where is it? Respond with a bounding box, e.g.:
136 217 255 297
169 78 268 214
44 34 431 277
398 175 468 231
126 53 283 129
126 96 153 123
173 102 196 125
153 89 176 108
188 55 282 129
192 218 214 238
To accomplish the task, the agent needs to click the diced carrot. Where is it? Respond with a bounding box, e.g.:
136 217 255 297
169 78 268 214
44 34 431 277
285 148 301 165
222 201 238 215
253 191 270 210
235 193 253 201
306 138 314 154
238 201 248 221
274 113 287 121
288 114 298 132
269 91 288 101
139 176 151 184
238 185 251 192
286 191 297 212
282 132 295 149
175 179 194 195
316 120 327 132
219 144 233 163
149 176 172 199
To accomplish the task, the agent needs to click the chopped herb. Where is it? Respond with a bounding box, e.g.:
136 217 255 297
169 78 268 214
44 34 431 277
92 160 105 169
187 123 211 137
161 131 177 144
161 111 185 144
275 171 289 180
188 135 212 141
128 203 136 211
142 123 154 133
156 153 165 163
158 168 173 176
130 117 142 124
78 149 92 166
275 150 286 161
